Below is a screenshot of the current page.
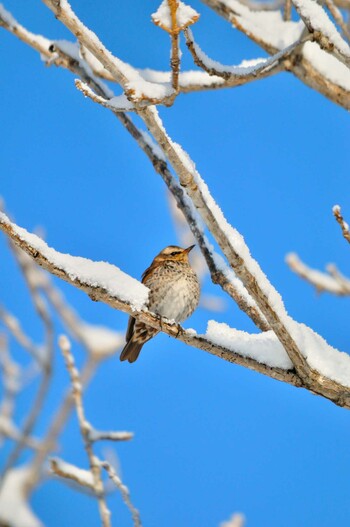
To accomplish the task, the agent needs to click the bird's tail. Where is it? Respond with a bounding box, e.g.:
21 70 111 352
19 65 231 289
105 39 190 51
120 339 143 363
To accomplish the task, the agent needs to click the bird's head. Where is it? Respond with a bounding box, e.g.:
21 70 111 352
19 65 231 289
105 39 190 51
154 245 195 264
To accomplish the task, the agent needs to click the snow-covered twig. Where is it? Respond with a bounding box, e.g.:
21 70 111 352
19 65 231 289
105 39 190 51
75 80 136 111
50 457 95 490
333 204 350 243
88 429 134 443
101 461 142 527
286 253 350 295
58 336 111 527
185 27 311 80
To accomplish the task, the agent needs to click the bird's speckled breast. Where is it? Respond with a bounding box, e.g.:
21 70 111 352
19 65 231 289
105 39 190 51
144 261 200 322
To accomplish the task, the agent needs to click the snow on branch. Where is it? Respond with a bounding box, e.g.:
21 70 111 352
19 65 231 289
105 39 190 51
152 0 199 33
75 80 136 111
50 457 94 490
152 0 200 92
333 204 350 243
185 27 310 80
292 0 350 67
0 212 149 311
286 253 350 295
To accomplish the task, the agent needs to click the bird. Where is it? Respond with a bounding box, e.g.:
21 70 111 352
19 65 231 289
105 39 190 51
120 244 200 363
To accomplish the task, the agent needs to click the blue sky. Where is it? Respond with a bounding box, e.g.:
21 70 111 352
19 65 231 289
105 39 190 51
1 1 350 526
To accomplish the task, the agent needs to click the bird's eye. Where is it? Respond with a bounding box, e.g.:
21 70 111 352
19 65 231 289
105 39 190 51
170 251 178 256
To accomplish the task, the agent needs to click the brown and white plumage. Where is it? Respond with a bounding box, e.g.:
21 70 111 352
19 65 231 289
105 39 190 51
120 245 200 363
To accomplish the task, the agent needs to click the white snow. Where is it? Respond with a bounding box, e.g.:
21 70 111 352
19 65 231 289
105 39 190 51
79 324 124 358
152 0 199 31
220 0 304 49
206 321 293 369
206 319 350 386
0 213 149 311
290 321 350 387
139 68 226 88
292 0 350 57
0 466 42 527
303 41 350 91
50 457 94 487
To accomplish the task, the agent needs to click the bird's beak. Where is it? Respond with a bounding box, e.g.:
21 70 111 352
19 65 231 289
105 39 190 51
184 244 195 254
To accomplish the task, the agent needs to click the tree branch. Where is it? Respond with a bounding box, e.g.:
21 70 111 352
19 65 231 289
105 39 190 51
286 253 350 295
333 205 350 243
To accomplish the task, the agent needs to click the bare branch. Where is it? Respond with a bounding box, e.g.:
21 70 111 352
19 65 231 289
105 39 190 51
0 306 43 365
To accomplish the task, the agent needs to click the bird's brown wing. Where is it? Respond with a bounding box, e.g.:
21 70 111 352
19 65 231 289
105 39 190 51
141 264 154 283
125 315 136 342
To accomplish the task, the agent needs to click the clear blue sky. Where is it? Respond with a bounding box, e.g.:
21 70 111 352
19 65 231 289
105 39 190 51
1 1 350 526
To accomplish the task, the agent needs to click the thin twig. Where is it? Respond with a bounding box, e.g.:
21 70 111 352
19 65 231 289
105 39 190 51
325 0 350 40
333 205 350 243
101 461 142 527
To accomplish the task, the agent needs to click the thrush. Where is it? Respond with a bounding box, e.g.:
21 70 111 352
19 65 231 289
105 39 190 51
120 245 200 363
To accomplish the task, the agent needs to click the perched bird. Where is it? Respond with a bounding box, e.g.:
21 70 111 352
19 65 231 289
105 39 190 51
120 245 200 363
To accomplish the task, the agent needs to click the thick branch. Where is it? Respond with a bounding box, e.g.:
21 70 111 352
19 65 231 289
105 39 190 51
3 214 350 410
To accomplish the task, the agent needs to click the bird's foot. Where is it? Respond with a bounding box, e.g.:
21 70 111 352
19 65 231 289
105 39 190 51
175 324 183 338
